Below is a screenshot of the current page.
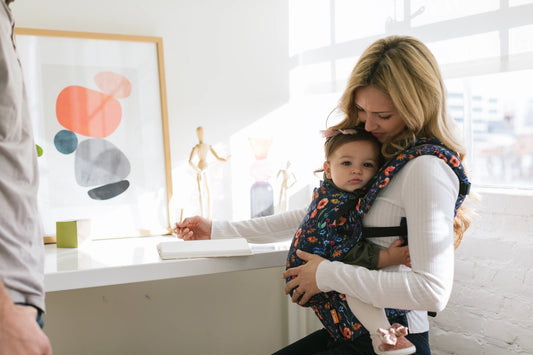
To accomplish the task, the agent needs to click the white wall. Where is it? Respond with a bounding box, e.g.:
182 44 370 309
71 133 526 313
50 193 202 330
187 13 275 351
12 1 533 354
13 0 290 152
430 191 533 355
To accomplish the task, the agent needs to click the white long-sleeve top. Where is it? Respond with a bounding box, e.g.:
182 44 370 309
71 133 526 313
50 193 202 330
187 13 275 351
212 155 459 333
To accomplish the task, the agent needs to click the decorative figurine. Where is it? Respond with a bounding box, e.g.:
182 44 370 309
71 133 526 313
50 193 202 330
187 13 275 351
188 126 229 218
276 160 296 213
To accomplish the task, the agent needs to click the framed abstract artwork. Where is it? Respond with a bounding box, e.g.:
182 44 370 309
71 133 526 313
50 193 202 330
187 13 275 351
15 28 172 239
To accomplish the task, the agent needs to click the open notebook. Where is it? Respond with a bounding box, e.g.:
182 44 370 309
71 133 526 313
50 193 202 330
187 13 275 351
157 238 253 260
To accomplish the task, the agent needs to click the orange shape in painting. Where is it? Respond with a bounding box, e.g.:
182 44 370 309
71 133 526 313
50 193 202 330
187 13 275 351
56 86 122 138
94 71 132 99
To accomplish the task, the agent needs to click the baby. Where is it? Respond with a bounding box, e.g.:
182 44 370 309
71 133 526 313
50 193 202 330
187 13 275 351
286 129 415 355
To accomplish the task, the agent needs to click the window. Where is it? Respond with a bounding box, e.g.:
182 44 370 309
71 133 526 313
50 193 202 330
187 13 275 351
287 0 533 189
446 72 533 187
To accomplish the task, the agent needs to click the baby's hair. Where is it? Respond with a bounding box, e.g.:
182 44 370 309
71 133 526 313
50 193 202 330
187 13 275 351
315 129 384 174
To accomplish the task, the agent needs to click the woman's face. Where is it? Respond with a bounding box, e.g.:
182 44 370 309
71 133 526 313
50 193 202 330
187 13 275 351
354 86 406 144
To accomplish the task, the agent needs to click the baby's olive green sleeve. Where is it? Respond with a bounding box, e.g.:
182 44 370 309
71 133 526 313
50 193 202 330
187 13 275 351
340 239 381 270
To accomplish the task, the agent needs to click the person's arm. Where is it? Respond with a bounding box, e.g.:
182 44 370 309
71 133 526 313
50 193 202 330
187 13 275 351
340 239 381 269
0 279 52 355
176 208 306 244
316 157 458 312
342 238 410 269
212 208 306 244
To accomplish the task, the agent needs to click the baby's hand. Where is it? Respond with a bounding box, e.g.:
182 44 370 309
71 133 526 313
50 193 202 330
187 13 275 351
379 239 411 268
388 239 411 267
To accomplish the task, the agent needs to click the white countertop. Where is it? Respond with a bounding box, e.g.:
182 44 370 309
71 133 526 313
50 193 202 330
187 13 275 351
44 236 290 292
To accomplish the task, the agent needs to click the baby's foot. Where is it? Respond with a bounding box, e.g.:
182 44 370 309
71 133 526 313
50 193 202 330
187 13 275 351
390 323 409 337
371 324 416 355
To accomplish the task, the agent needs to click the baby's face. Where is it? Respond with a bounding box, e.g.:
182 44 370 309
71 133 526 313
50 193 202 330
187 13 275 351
323 140 379 192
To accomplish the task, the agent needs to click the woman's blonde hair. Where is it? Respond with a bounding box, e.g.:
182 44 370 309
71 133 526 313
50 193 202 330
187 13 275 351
330 35 472 248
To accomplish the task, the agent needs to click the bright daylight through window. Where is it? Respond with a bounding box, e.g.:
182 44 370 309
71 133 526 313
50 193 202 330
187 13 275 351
289 0 533 189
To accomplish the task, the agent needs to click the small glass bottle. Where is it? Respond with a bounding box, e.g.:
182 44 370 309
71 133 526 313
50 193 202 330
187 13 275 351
248 138 274 218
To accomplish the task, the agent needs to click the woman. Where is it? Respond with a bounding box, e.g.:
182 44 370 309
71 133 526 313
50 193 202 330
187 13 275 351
176 35 473 354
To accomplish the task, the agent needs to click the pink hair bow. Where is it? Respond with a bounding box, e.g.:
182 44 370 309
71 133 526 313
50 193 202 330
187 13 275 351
321 128 359 138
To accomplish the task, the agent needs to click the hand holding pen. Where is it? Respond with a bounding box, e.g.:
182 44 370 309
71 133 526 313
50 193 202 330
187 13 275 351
174 210 212 241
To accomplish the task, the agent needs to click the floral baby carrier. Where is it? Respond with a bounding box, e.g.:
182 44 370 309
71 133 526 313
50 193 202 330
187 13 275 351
285 137 471 342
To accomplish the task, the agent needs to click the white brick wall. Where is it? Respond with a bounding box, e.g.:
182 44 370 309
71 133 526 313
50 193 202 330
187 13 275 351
430 190 533 355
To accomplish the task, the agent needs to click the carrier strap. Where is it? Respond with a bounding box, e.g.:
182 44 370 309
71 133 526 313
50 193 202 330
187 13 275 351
459 182 471 195
362 225 407 238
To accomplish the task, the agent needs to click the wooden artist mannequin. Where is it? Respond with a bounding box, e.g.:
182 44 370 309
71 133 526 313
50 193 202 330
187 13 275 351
276 160 296 213
188 126 229 218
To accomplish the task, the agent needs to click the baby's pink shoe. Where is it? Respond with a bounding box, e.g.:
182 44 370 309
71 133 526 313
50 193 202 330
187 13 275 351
370 324 416 355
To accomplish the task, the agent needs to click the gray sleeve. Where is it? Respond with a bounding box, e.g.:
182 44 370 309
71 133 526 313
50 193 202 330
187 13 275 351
340 239 381 269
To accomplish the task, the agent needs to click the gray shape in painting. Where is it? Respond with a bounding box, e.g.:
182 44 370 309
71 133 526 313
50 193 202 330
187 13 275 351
75 138 131 187
88 180 130 200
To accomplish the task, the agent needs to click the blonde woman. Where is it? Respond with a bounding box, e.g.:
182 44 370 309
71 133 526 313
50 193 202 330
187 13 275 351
176 36 473 354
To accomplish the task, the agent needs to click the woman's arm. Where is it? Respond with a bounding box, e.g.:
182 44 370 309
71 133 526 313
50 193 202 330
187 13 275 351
310 157 459 311
212 208 306 244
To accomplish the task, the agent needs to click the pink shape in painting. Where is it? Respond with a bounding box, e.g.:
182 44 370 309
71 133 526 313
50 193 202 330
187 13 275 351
94 71 132 99
56 85 122 138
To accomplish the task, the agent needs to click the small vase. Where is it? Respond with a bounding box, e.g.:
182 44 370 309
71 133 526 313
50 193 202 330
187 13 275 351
248 137 274 218
250 181 274 218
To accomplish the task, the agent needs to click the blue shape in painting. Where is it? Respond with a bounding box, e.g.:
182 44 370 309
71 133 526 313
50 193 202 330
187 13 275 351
54 130 78 154
74 138 131 188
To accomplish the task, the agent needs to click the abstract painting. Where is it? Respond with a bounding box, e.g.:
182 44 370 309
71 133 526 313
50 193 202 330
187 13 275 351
15 28 172 239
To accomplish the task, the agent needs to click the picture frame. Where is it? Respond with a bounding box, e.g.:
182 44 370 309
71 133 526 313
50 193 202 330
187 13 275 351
15 28 173 240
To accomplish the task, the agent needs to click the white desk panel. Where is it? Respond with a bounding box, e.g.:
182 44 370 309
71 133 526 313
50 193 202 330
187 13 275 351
44 236 289 292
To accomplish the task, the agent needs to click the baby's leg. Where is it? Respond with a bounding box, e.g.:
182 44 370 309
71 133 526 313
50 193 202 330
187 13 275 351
346 296 390 335
346 296 415 355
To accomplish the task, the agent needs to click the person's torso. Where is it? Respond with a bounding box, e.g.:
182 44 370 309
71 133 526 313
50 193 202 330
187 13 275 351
0 3 45 310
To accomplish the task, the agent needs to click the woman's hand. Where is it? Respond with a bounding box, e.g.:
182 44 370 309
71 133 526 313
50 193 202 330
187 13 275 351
174 215 212 240
282 250 325 305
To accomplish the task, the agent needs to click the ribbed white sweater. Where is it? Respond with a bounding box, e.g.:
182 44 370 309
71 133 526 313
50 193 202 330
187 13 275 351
213 155 459 333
